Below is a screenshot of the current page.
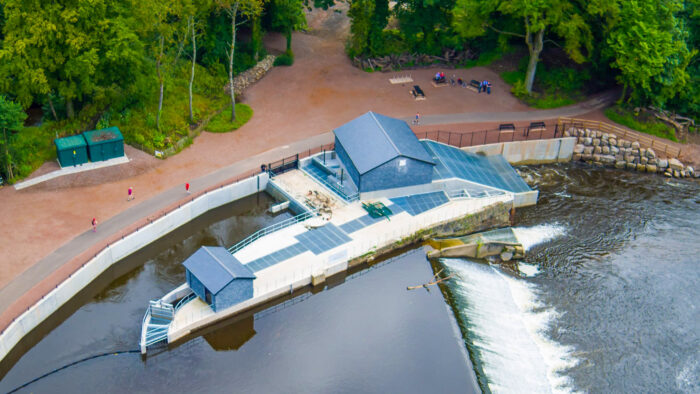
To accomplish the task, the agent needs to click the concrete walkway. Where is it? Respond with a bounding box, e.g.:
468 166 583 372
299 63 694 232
0 132 333 325
13 155 131 190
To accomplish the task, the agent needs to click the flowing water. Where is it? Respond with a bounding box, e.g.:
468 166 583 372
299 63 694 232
1 164 698 393
439 164 700 393
0 192 476 393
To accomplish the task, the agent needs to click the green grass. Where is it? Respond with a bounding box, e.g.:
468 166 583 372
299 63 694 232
206 104 253 133
605 106 678 142
462 47 508 68
500 64 582 109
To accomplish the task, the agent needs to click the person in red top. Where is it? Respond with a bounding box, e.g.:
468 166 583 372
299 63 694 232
186 182 190 194
92 217 97 232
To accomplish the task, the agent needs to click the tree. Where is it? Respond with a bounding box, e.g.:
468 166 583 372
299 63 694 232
595 0 694 106
453 0 591 94
270 0 307 52
216 0 264 122
347 0 375 57
0 0 143 117
0 96 26 181
394 0 454 56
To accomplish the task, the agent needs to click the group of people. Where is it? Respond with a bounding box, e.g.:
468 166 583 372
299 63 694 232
434 71 447 83
479 80 492 94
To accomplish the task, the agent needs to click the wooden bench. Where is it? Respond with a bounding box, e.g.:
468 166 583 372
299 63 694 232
467 80 481 92
431 78 448 88
411 85 426 100
525 121 546 136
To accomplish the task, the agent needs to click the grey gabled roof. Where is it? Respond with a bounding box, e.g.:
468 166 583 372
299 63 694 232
333 112 435 175
183 246 255 295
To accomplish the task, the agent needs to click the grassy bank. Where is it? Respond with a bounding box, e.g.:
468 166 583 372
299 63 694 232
604 106 677 142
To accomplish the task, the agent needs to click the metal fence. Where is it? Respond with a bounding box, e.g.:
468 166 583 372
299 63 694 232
414 121 562 148
228 209 319 255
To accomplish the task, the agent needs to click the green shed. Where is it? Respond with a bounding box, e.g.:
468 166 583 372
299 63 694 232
83 127 125 162
55 135 89 167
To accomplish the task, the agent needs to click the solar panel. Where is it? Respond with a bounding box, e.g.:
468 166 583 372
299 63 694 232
295 223 352 255
390 191 449 216
421 141 531 193
246 242 309 272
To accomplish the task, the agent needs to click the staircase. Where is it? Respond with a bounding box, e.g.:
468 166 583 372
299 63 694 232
140 300 174 353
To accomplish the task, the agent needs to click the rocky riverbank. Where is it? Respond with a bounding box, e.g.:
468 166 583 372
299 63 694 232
564 128 696 179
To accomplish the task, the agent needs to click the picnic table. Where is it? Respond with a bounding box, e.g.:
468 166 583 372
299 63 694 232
412 85 426 100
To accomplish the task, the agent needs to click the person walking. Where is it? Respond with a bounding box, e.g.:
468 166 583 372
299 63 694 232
185 182 190 194
414 112 420 125
127 186 134 201
92 217 97 232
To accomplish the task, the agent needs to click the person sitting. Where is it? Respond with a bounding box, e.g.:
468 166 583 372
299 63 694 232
435 72 441 81
457 78 463 86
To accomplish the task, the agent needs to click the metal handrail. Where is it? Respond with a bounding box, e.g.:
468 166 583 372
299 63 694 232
228 210 319 254
174 292 196 311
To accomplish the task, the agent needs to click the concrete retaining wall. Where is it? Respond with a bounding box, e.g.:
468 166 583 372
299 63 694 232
462 137 577 165
0 173 269 364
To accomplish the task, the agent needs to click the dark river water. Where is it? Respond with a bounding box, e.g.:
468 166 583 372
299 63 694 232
0 192 476 393
440 164 700 393
1 165 698 393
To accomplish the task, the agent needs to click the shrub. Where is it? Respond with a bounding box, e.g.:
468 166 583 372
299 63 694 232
605 106 677 142
206 104 253 133
274 50 294 66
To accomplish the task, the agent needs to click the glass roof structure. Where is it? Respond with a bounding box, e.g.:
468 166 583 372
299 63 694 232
421 140 531 193
390 191 450 216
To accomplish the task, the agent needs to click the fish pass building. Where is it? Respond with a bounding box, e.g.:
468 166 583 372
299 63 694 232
333 112 435 193
183 246 256 312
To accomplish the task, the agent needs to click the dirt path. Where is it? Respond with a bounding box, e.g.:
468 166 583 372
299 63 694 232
0 5 695 326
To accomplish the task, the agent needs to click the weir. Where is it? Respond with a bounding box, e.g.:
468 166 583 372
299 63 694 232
140 113 539 353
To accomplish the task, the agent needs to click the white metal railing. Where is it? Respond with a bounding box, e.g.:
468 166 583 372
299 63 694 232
228 210 319 254
174 292 197 311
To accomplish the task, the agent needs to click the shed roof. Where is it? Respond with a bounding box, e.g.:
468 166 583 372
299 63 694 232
333 112 434 174
183 246 255 295
83 127 123 145
54 135 86 150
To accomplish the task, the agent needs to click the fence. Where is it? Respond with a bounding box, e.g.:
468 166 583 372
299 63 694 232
228 209 319 255
415 121 563 148
557 117 682 157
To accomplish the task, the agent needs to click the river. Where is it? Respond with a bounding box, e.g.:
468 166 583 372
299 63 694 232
1 164 698 393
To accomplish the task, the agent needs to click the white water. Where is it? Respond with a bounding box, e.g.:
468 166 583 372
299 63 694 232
444 259 579 393
512 224 566 277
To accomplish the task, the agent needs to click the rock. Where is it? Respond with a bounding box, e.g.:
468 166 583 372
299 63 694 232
673 170 681 178
640 156 648 165
594 161 604 167
631 141 640 149
602 146 610 155
623 140 631 148
583 137 593 146
500 251 513 261
615 161 626 169
574 144 585 154
664 170 673 177
615 154 625 162
584 146 594 155
656 159 668 168
594 146 602 154
687 166 695 176
582 153 593 161
593 154 602 162
610 138 617 146
625 154 635 163
640 148 647 157
632 149 640 157
680 170 687 178
611 146 620 155
563 130 571 137
668 158 684 171
585 129 592 138
602 155 616 165
626 162 637 170
646 164 657 173
646 148 656 159
592 138 601 147
573 153 582 161
636 163 646 172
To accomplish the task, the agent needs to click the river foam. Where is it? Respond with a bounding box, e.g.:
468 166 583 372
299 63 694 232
443 258 579 393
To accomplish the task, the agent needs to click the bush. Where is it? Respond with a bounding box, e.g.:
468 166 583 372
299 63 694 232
274 50 294 66
605 106 677 142
206 104 253 133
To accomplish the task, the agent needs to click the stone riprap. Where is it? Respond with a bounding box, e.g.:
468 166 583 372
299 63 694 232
564 127 696 179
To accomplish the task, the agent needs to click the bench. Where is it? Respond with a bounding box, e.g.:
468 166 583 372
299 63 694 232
412 85 426 100
467 80 481 92
431 77 448 88
525 121 546 136
499 124 515 133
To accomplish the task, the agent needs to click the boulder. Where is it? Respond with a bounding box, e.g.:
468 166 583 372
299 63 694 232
656 159 668 168
615 161 626 169
592 138 601 146
626 162 637 170
646 148 656 159
574 144 585 154
602 146 610 154
611 146 620 155
585 129 592 138
673 170 681 178
640 156 648 165
593 154 602 162
573 153 582 161
687 166 695 176
582 153 593 161
583 137 593 146
610 138 617 146
594 161 604 167
584 146 594 155
636 163 646 172
563 130 571 137
594 146 602 154
623 140 631 148
602 155 616 165
668 158 684 171
664 169 673 177
632 148 640 157
680 170 687 178
631 141 640 149
625 154 635 163
646 164 657 173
